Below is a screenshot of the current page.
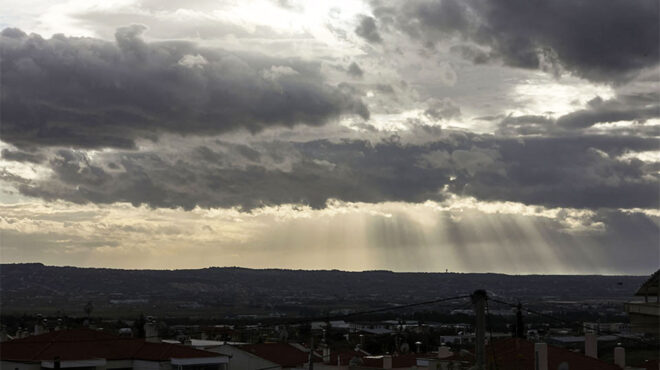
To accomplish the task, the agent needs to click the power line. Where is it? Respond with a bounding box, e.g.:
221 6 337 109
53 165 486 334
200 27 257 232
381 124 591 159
280 294 471 326
487 297 653 346
6 294 472 343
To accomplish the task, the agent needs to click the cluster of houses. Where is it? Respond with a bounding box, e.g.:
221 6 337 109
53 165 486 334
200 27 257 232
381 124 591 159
2 328 653 370
1 270 657 370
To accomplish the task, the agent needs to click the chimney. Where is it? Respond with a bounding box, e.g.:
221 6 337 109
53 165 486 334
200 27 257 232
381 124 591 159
438 345 453 359
0 326 8 342
534 342 548 370
382 355 392 369
584 333 597 358
614 346 625 368
144 322 160 343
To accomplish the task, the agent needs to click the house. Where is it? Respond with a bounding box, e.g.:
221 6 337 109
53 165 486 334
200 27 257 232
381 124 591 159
0 328 229 370
212 342 430 370
313 345 471 370
546 334 620 350
486 338 622 370
625 269 660 334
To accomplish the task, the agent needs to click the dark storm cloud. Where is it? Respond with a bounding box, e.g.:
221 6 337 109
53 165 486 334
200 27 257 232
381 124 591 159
15 140 452 210
1 149 45 164
8 132 659 210
459 136 659 209
593 210 660 252
355 16 382 43
449 44 492 65
372 0 660 82
497 93 660 135
0 26 368 149
347 62 364 78
496 115 554 135
557 94 660 129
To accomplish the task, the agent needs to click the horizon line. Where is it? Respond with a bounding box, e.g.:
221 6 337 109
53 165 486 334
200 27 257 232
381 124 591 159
1 262 652 277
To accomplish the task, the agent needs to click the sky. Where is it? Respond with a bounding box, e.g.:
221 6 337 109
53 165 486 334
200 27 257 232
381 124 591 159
0 0 658 274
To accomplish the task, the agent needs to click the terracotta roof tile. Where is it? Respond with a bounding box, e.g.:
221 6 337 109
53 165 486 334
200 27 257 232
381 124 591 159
487 338 621 370
0 329 222 362
238 342 316 367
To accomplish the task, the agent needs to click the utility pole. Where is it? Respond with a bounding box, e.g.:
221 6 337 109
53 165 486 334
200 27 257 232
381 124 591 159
515 302 525 338
308 334 314 370
472 289 487 370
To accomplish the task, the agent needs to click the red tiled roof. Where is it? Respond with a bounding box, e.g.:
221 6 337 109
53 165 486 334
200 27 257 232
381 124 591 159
487 338 621 370
239 342 317 368
0 329 223 362
360 353 428 368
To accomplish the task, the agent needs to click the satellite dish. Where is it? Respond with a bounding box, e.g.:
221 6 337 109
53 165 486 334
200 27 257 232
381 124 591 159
558 362 570 370
400 342 410 354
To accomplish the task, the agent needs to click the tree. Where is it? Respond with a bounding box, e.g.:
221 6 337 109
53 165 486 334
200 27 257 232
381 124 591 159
133 314 146 338
84 301 93 318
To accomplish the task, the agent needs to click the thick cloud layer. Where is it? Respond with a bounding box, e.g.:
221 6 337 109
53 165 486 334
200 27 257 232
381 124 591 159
372 0 660 82
5 132 658 210
557 94 660 129
496 93 660 135
0 26 368 149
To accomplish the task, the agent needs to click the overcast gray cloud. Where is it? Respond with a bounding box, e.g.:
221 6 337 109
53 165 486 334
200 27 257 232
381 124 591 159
0 26 368 149
461 136 659 209
0 0 658 273
355 15 382 43
424 98 461 121
495 92 660 135
557 93 660 129
1 149 45 164
372 0 660 82
4 131 657 211
347 62 364 78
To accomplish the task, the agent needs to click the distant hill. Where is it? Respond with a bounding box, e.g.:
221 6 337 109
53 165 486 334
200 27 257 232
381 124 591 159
0 263 647 318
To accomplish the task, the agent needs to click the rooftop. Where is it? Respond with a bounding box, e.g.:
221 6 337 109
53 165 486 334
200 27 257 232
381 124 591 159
0 329 225 362
635 269 659 297
487 338 621 370
238 342 318 367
